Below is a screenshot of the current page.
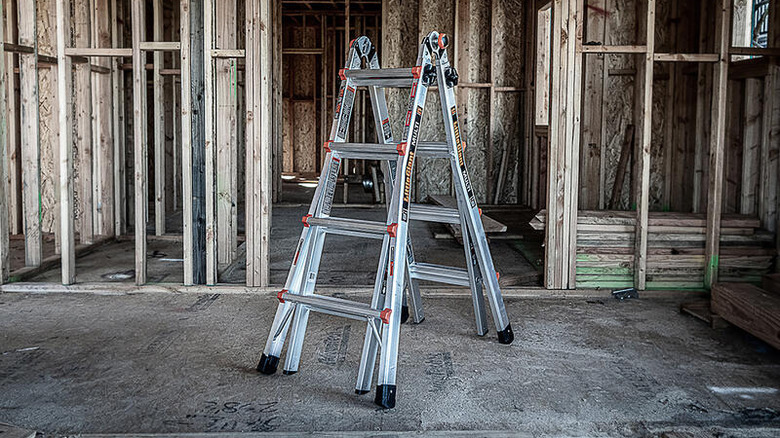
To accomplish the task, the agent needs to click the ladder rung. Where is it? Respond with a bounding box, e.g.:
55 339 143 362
410 204 461 224
408 262 471 287
328 142 402 160
327 142 451 160
344 67 417 88
280 293 390 323
305 216 389 239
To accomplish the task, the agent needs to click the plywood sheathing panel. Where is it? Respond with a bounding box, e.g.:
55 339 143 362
37 0 58 238
284 23 317 175
601 0 637 211
415 0 453 202
383 0 419 148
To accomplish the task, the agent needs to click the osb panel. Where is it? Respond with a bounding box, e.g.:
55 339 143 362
603 75 635 210
649 78 666 210
608 0 637 46
383 0 419 141
601 0 637 211
38 0 58 234
493 93 521 204
492 0 523 88
415 0 454 201
465 88 490 204
293 101 317 174
38 68 57 234
466 0 490 84
290 26 316 99
282 98 293 172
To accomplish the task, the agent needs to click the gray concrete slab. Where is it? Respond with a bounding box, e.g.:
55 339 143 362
1 292 779 436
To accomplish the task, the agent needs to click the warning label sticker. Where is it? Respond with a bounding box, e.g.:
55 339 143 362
337 86 355 139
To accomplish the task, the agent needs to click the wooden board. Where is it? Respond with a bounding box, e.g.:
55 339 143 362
428 194 507 240
712 283 780 350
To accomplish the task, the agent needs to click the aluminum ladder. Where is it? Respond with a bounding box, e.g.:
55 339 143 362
256 31 514 409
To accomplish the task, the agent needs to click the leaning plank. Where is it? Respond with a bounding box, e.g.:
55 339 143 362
18 0 41 267
712 283 780 350
429 194 507 242
204 0 216 283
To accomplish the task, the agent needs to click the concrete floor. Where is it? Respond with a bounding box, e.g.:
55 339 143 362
1 292 779 436
26 205 541 287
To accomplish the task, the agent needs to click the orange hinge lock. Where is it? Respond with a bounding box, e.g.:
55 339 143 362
387 223 398 238
396 142 407 156
339 68 347 80
277 290 287 303
379 308 392 324
302 214 313 227
323 141 333 153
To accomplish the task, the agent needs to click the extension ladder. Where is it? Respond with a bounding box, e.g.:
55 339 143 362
256 31 514 409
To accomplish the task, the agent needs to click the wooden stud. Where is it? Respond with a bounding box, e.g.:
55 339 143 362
75 0 94 245
215 0 238 271
55 0 75 284
153 0 165 236
112 0 126 236
191 0 207 284
203 0 217 284
245 0 273 287
703 0 731 289
633 0 655 291
18 0 40 267
181 0 194 285
131 0 147 285
92 0 113 237
0 0 8 282
546 0 583 289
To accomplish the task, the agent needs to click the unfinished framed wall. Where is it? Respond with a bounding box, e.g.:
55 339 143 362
537 0 780 290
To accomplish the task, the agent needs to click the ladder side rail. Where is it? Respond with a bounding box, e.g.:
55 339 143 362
279 39 369 373
432 34 513 343
257 38 364 375
374 38 435 409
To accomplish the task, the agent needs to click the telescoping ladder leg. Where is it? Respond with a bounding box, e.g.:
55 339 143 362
374 38 436 409
433 32 513 344
257 36 365 373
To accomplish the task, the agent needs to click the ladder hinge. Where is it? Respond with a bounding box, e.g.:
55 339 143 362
339 68 347 80
302 214 313 227
437 33 449 50
396 142 407 156
277 290 287 303
324 141 333 153
387 223 398 237
379 308 392 324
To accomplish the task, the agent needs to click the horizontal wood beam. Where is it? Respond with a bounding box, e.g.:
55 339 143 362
139 41 181 51
282 47 323 55
653 53 719 62
65 47 133 57
580 44 646 54
212 48 245 58
730 46 780 56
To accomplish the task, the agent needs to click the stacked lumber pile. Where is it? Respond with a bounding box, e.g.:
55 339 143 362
712 282 780 350
530 210 775 289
